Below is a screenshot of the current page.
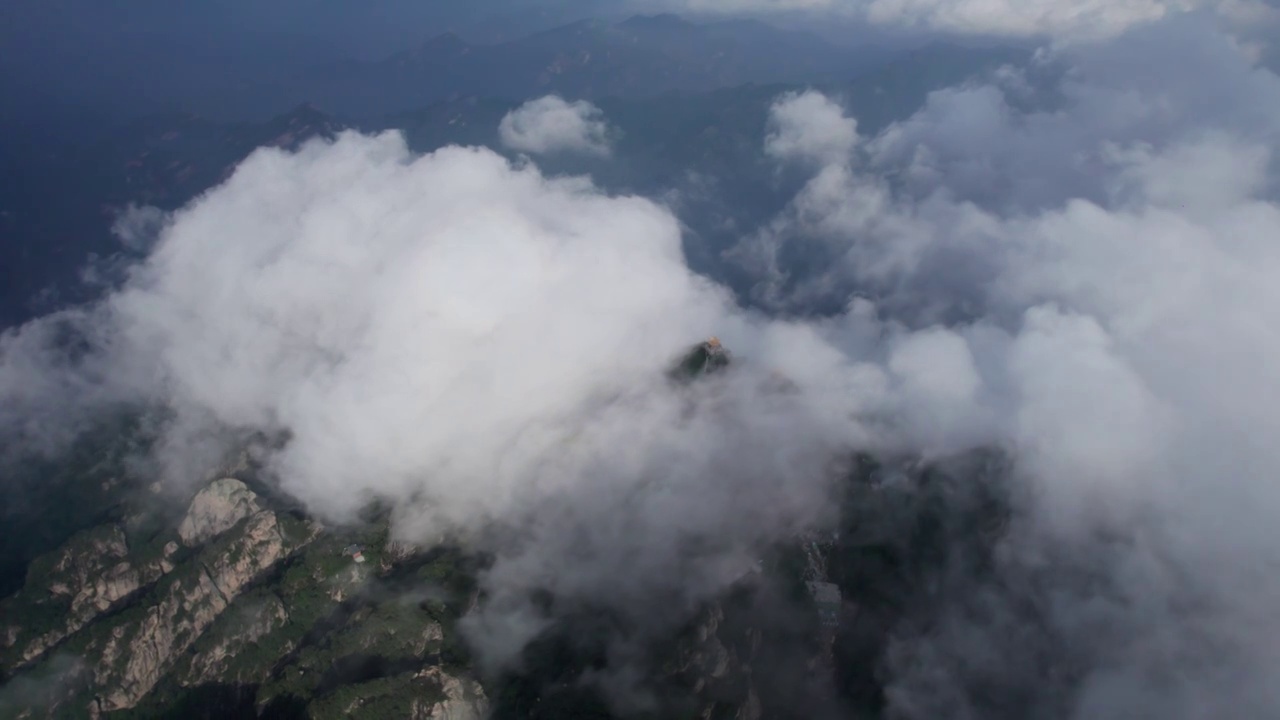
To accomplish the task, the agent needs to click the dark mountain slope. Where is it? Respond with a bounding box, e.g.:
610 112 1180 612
0 40 1025 329
0 105 344 327
238 14 873 118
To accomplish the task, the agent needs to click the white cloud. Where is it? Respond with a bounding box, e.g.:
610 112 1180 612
104 133 734 524
670 0 1201 39
498 95 613 157
765 90 859 166
0 130 883 673
863 0 1188 39
725 16 1280 716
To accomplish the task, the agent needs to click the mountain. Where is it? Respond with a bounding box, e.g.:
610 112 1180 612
0 104 345 328
0 21 339 124
232 14 877 119
0 472 490 718
0 39 1025 330
0 341 1014 719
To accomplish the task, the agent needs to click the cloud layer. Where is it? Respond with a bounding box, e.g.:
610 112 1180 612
499 95 614 157
728 14 1280 718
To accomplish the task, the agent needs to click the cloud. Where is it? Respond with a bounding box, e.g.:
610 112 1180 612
0 654 86 718
498 95 613 157
0 129 882 679
862 0 1187 39
1218 0 1280 65
736 14 1280 313
672 0 1203 40
765 90 859 167
726 15 1280 717
103 133 738 523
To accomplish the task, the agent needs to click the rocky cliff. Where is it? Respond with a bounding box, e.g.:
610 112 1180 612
1 524 177 670
0 460 1003 720
0 475 489 719
0 481 854 720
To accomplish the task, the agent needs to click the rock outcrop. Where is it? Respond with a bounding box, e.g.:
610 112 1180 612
413 667 489 720
176 593 291 687
384 537 421 566
84 508 311 714
177 478 264 547
303 666 488 720
0 524 178 670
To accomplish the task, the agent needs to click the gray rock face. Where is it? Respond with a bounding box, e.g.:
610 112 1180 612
4 473 489 718
384 538 420 565
412 667 489 720
178 478 265 547
177 593 291 687
0 525 178 669
86 509 308 714
301 666 488 720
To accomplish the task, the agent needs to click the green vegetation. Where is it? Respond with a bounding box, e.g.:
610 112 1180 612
170 589 290 685
1 411 153 597
307 671 445 720
668 341 731 383
254 614 424 707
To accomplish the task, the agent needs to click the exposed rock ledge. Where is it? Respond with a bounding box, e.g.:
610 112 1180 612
414 667 489 720
178 478 264 547
176 593 291 687
0 524 178 669
87 508 313 715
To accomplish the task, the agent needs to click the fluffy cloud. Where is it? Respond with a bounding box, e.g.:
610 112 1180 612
498 95 613 157
0 130 885 675
765 90 859 166
96 133 852 530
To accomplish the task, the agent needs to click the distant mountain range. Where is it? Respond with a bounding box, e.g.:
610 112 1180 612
4 12 870 125
0 106 345 327
220 14 883 119
0 13 1028 329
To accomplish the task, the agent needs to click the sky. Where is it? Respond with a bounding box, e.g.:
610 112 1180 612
3 0 1280 716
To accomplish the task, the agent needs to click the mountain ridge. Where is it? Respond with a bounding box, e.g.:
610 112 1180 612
232 13 875 119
